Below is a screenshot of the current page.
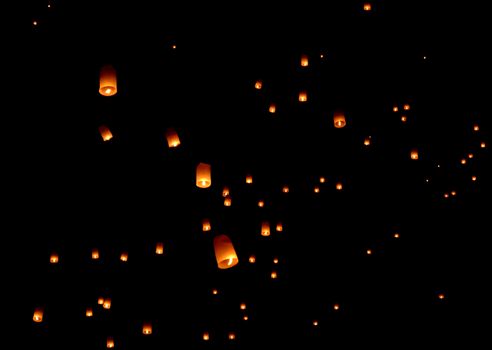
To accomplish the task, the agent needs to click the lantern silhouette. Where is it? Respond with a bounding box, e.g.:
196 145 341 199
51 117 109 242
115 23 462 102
156 242 164 255
300 54 309 67
481 142 486 148
336 182 343 191
299 91 308 102
224 195 232 207
255 80 262 89
269 103 276 113
142 322 152 335
261 221 270 236
107 337 114 348
103 298 111 310
202 218 211 232
461 158 466 165
472 176 477 181
333 111 346 128
120 252 128 262
50 252 59 264
273 257 279 264
92 248 99 260
246 174 253 184
203 332 210 341
314 186 320 193
33 307 43 322
213 234 239 269
276 222 283 232
86 307 93 317
363 3 372 11
222 186 230 197
249 255 256 263
99 65 117 96
99 125 113 142
282 186 289 193
410 149 419 160
165 128 181 148
196 163 211 188
212 288 218 295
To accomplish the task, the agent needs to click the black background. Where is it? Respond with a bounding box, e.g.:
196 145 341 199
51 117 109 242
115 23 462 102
24 1 491 348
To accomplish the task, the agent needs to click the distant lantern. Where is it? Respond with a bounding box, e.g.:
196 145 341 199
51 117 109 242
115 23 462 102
103 298 111 310
363 3 372 11
246 174 253 184
142 322 152 335
282 186 289 193
33 307 43 323
364 137 371 146
444 193 449 198
98 297 104 305
276 222 283 232
394 233 400 239
214 234 239 269
403 104 410 111
313 320 319 326
99 65 117 96
99 125 113 142
333 111 346 128
202 218 211 232
401 116 407 122
258 200 265 208
473 124 479 131
319 177 325 183
240 303 246 310
461 158 466 165
156 242 164 255
468 153 474 159
261 221 271 236
86 307 93 317
273 257 279 264
243 315 249 321
298 91 308 102
106 337 114 348
300 54 309 67
269 103 276 114
472 176 477 181
481 142 486 148
333 304 340 310
249 255 256 263
410 149 419 160
50 252 59 264
336 182 343 191
202 332 210 341
224 195 232 207
120 252 128 262
92 248 99 260
228 332 236 340
314 186 320 193
366 249 372 255
165 128 181 148
212 288 218 295
393 106 398 112
255 80 262 90
222 186 230 197
451 191 457 196
438 293 445 300
196 163 211 188
271 271 278 279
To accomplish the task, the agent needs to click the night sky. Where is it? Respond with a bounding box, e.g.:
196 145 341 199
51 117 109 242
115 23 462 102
25 1 490 348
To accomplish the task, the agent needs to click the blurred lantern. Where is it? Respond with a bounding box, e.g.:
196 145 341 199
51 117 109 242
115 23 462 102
255 80 262 89
271 271 278 279
366 249 372 255
92 248 99 260
50 252 59 264
336 182 343 191
473 124 479 131
481 142 486 148
468 153 474 159
165 128 181 148
444 193 449 198
300 54 309 67
222 186 230 197
269 103 276 114
313 320 319 326
240 303 246 310
451 191 457 196
246 174 253 184
202 218 211 232
120 252 128 262
393 106 398 112
98 297 104 305
401 116 407 122
86 307 93 317
99 125 113 142
364 137 371 146
403 104 410 111
276 222 283 232
363 3 372 11
273 257 279 264
472 176 477 181
393 233 400 239
461 159 466 165
106 337 114 348
224 196 232 207
282 186 289 193
243 315 249 321
410 149 419 160
99 65 117 96
333 304 340 310
212 289 218 295
258 200 265 208
261 221 271 236
249 255 256 263
103 298 111 310
314 186 320 193
228 332 236 340
196 163 211 188
156 242 164 255
298 91 308 102
142 322 152 335
202 332 210 341
33 307 43 322
319 177 325 183
438 293 445 300
214 234 239 269
333 110 346 128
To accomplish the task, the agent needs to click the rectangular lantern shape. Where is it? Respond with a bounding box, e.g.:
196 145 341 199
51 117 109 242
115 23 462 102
196 163 211 188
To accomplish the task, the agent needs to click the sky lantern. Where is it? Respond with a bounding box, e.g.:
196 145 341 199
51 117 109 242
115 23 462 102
155 242 164 255
333 110 346 128
403 103 410 110
282 186 289 193
142 322 152 335
165 128 180 148
255 80 262 89
120 252 128 262
106 337 114 348
258 200 265 207
202 332 210 341
91 248 99 260
222 186 230 197
249 255 256 263
410 149 419 160
298 91 308 102
50 252 59 264
276 222 283 232
103 298 111 309
86 307 93 317
364 137 371 146
300 54 309 67
214 234 239 269
269 103 276 113
393 106 398 112
196 163 211 188
98 297 104 305
246 174 253 184
99 125 113 142
271 271 278 279
336 182 343 191
261 221 271 236
33 307 43 322
363 3 372 11
224 195 232 206
401 116 407 122
99 65 117 96
202 218 211 232
228 332 236 340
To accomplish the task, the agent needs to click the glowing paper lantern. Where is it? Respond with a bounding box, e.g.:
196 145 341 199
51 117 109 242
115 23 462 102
99 65 117 96
410 149 419 160
333 304 340 310
50 252 59 264
228 332 236 340
333 111 346 128
255 80 262 89
314 186 320 193
222 186 230 197
33 307 43 322
473 124 479 131
269 103 276 113
240 303 246 310
86 307 93 317
213 234 239 269
142 322 152 335
156 242 164 255
258 200 264 207
363 3 372 11
246 174 253 184
249 255 256 263
300 54 309 67
92 248 99 260
224 195 232 207
481 142 486 148
98 297 104 305
99 125 113 142
319 177 325 183
393 106 399 112
120 252 128 262
282 186 289 193
271 271 278 279
364 137 371 146
107 337 114 348
276 222 283 232
403 104 410 111
196 163 211 188
103 298 111 310
261 221 270 236
336 182 343 191
165 128 180 148
298 91 308 102
202 332 210 341
202 218 211 232
401 116 407 122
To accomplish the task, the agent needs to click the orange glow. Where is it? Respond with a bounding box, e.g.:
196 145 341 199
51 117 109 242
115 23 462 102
468 153 474 159
107 337 114 348
258 200 265 207
156 242 164 255
451 191 457 196
120 252 128 262
228 332 236 340
300 54 309 67
255 80 262 90
99 125 113 141
313 320 319 326
472 176 477 181
33 308 43 323
92 248 99 260
282 186 289 193
336 182 343 191
196 163 211 188
271 271 278 279
473 124 479 131
298 91 308 102
276 222 283 232
202 332 210 341
165 128 181 148
33 21 38 26
393 106 398 112
403 104 410 110
314 186 320 193
103 298 111 310
410 149 419 160
243 315 249 321
333 110 346 128
214 234 239 269
438 293 445 300
481 142 486 148
364 137 371 146
461 159 467 165
240 303 246 310
172 44 177 49
99 65 117 96
333 304 340 311
142 322 152 335
249 255 256 263
246 174 253 184
50 252 59 264
394 233 400 239
269 103 276 113
273 257 279 264
98 297 104 305
366 249 372 255
86 307 93 317
444 193 449 198
222 186 230 197
319 177 325 183
212 289 218 295
202 218 211 232
224 195 232 207
363 3 371 11
261 221 271 236
401 116 407 122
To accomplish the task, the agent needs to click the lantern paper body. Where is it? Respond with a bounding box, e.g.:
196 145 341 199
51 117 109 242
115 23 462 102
228 332 236 340
107 337 114 348
214 234 239 269
222 186 230 197
50 253 59 264
411 149 419 160
299 91 308 102
224 196 232 207
92 248 99 260
86 308 93 317
143 323 152 335
282 186 289 193
269 103 276 113
249 255 256 263
120 252 128 262
363 3 372 11
33 308 43 322
103 298 111 309
156 242 164 255
246 175 253 184
196 163 211 188
364 137 371 146
99 65 117 96
98 297 104 305
202 219 211 232
261 221 270 236
334 111 346 128
255 80 262 89
336 182 343 191
165 128 181 148
276 222 283 232
99 125 113 142
300 54 309 67
203 332 210 341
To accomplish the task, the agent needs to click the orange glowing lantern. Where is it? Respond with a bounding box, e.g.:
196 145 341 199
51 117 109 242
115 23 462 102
92 248 99 260
269 103 276 113
481 142 486 148
410 149 419 160
103 298 111 310
142 322 152 335
212 289 218 295
313 320 319 326
271 271 278 279
473 124 479 131
165 128 181 148
228 332 236 340
99 65 117 96
249 255 256 263
401 116 407 122
33 307 43 323
366 249 372 255
393 233 400 239
156 242 164 255
106 337 114 348
258 200 265 207
240 303 246 310
120 252 128 262
273 257 279 264
319 177 325 183
99 125 113 142
403 104 410 111
461 158 467 165
276 222 283 232
243 315 249 321
363 3 372 11
86 307 93 317
472 176 477 181
298 91 308 102
282 185 289 193
261 221 271 236
196 163 211 188
224 195 232 207
246 174 253 184
333 110 346 128
468 153 474 159
214 234 239 269
300 54 309 67
50 252 59 264
314 186 320 193
438 293 445 300
202 218 211 232
364 137 371 146
98 297 104 305
333 304 340 310
444 193 449 198
255 80 262 89
222 186 230 197
203 332 210 341
336 182 343 191
393 106 398 112
451 191 457 196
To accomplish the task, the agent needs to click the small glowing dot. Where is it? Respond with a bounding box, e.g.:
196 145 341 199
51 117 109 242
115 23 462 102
393 233 400 239
451 191 457 196
423 56 427 60
472 176 477 181
243 315 249 321
212 289 218 295
120 252 128 262
425 178 429 183
480 142 486 148
319 177 326 183
403 104 410 111
313 320 319 326
473 125 479 131
50 253 59 264
363 3 372 11
97 297 104 305
228 332 236 340
468 153 474 159
461 159 467 165
269 103 276 113
240 303 246 310
172 44 176 49
438 293 445 300
249 255 256 263
103 299 111 310
255 81 262 90
86 308 93 317
282 186 289 193
273 257 279 264
33 21 38 26
320 54 324 59
401 116 407 122
48 4 51 8
333 304 340 311
437 164 441 168
314 186 320 193
202 332 210 341
271 271 278 279
246 175 253 184
393 106 398 112
366 249 372 255
258 200 265 207
364 137 371 146
336 182 343 191
444 193 449 198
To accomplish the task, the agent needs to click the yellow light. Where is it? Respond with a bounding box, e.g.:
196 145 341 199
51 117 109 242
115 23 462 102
401 116 407 122
86 307 93 317
107 336 114 348
461 159 467 165
33 308 43 322
319 177 325 183
333 304 340 311
273 257 279 264
366 249 372 255
363 3 372 11
438 293 445 300
98 297 104 305
393 106 398 112
92 248 99 260
142 322 152 335
393 233 400 239
33 21 38 26
255 80 262 90
258 200 264 207
172 44 176 49
202 332 210 341
224 195 232 206
269 103 276 113
472 176 477 181
451 191 457 196
103 298 111 309
298 91 308 102
313 320 319 326
444 193 449 198
240 303 246 310
481 142 486 148
228 332 236 340
202 218 211 232
300 54 309 67
271 271 278 279
50 253 59 264
212 289 218 295
282 186 289 193
120 252 128 262
249 255 256 263
336 182 343 191
468 153 474 159
473 124 479 131
364 137 371 146
156 242 164 255
403 104 410 111
314 186 320 193
243 315 249 321
246 174 253 184
222 186 230 197
276 222 283 232
410 149 419 160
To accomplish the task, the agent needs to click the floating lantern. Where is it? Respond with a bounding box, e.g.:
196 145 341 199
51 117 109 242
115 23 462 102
103 298 111 310
224 195 232 207
255 80 262 89
468 153 474 159
246 174 253 184
240 303 246 310
472 176 477 181
258 200 265 207
273 257 279 264
363 3 372 11
196 163 211 188
214 234 239 269
451 191 457 196
298 91 308 102
33 307 43 322
142 322 152 335
313 320 319 326
228 332 236 340
366 249 372 255
401 116 407 122
403 104 410 111
481 142 486 148
438 293 445 300
314 186 320 193
336 182 343 191
98 297 104 305
92 248 99 260
364 137 371 146
86 307 93 317
99 65 117 96
222 186 230 197
473 124 479 131
99 125 113 142
261 221 270 236
120 252 128 262
106 337 114 348
282 186 289 193
243 315 249 321
165 128 180 148
212 289 218 295
461 159 467 165
393 106 398 112
319 177 325 183
300 54 309 67
156 242 164 255
50 252 59 264
393 233 400 239
202 332 210 341
249 255 256 263
410 149 419 160
271 271 278 279
276 222 283 232
333 304 340 310
202 218 211 232
269 103 276 113
333 110 346 128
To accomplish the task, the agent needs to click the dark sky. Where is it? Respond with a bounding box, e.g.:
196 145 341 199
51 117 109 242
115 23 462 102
24 1 491 349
